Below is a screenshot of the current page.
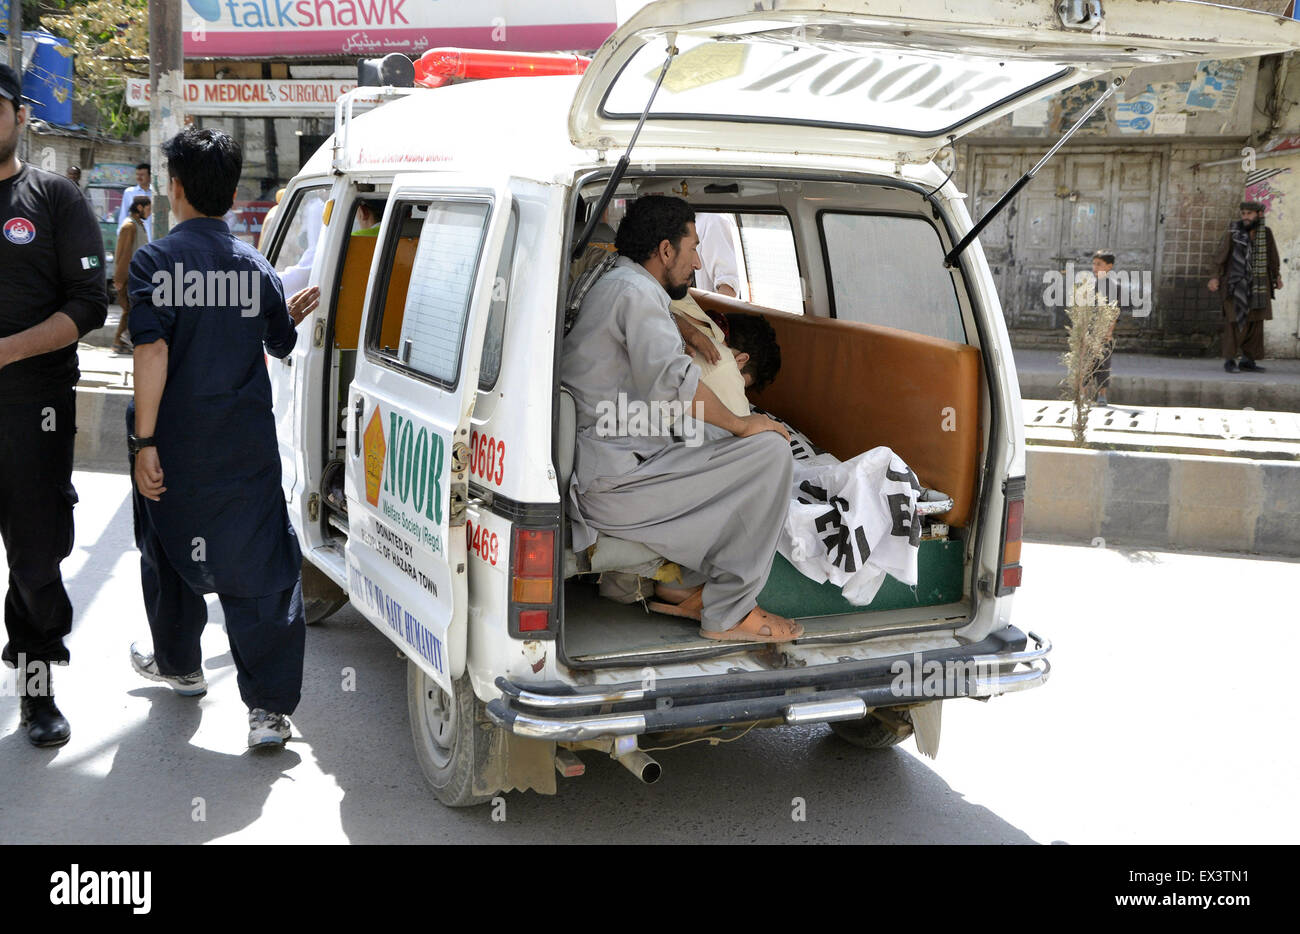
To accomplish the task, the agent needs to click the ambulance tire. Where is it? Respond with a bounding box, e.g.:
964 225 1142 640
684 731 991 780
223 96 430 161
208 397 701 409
303 596 347 626
827 714 913 749
407 664 495 807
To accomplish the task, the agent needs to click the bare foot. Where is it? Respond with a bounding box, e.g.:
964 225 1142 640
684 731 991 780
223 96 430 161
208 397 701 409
700 606 803 643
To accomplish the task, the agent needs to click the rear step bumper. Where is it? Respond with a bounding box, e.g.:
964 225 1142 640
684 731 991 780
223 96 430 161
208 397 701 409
486 625 1050 741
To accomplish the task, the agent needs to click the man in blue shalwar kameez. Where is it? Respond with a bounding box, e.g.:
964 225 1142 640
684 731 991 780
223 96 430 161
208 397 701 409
124 127 319 748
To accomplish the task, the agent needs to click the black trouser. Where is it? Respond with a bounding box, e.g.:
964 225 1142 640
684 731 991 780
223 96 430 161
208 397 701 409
1094 339 1113 394
127 407 305 714
0 390 78 667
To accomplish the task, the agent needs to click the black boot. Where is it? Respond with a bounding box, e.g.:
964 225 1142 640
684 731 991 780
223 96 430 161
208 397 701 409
1224 358 1239 373
18 668 70 748
1239 357 1266 372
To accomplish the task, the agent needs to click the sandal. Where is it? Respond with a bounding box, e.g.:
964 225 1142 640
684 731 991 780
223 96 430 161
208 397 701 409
647 584 704 621
700 606 803 644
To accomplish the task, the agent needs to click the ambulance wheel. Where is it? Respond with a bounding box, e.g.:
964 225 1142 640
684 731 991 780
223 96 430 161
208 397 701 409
407 664 495 807
827 714 913 749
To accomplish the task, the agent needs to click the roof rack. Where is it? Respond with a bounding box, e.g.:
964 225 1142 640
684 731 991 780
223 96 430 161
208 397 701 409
332 86 423 174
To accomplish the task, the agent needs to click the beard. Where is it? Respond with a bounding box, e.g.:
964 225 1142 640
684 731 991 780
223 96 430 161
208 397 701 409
0 133 15 165
666 281 690 301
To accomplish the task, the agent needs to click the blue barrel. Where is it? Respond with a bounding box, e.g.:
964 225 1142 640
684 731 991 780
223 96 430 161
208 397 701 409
23 31 75 127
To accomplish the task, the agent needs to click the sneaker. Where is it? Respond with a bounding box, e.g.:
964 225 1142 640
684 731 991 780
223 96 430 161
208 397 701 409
1239 358 1266 372
1224 359 1239 373
247 708 292 748
129 643 208 696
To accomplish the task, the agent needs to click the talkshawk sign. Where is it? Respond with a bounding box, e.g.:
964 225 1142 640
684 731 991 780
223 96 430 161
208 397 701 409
181 0 617 57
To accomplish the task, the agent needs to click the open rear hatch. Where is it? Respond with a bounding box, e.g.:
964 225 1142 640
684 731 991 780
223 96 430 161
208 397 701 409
570 0 1300 164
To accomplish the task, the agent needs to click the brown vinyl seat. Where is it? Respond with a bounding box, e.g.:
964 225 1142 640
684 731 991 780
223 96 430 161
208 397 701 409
691 289 983 527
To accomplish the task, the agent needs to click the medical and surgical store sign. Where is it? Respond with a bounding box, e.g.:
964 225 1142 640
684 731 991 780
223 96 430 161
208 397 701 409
180 0 617 57
126 77 357 116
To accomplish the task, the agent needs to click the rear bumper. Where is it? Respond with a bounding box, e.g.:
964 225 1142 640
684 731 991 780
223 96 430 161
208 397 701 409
486 625 1050 741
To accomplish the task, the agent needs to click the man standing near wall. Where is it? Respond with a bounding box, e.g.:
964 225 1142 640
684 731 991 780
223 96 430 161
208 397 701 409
1209 201 1280 373
0 64 108 747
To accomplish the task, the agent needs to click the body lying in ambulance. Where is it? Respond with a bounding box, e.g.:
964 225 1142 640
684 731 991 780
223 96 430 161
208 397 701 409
261 0 1299 805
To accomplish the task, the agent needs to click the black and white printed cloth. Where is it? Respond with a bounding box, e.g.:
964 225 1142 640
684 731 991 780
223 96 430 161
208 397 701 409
758 409 921 605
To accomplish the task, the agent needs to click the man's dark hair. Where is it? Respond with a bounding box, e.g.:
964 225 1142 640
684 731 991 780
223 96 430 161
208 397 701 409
136 162 151 173
1092 249 1116 265
615 195 695 263
129 194 151 217
725 313 781 393
162 127 240 217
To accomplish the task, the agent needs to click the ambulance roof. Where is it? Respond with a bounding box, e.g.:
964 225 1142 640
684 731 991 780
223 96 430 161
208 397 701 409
302 73 946 188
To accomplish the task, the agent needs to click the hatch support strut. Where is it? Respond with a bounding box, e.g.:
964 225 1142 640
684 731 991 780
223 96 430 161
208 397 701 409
570 35 680 261
943 74 1125 268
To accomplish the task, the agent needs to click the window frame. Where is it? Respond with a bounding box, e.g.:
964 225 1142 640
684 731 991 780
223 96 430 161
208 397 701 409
264 182 332 271
363 194 495 393
693 206 804 314
477 206 519 394
816 208 967 342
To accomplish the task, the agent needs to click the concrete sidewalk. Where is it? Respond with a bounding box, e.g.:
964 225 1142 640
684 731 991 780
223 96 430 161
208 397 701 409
1014 348 1300 412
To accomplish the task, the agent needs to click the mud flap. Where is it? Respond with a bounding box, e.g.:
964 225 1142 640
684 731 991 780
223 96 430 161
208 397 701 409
911 701 942 759
472 713 558 797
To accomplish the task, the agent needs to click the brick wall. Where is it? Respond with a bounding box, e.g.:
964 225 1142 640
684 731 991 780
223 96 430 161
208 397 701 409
1152 146 1243 355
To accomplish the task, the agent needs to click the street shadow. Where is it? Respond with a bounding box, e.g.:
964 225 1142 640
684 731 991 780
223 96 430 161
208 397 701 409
0 686 298 844
294 605 1042 845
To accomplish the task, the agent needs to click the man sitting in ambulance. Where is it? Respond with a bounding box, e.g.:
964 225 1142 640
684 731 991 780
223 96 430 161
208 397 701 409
561 195 803 644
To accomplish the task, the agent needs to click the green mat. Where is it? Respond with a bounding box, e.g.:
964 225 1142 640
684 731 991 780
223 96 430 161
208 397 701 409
757 538 965 619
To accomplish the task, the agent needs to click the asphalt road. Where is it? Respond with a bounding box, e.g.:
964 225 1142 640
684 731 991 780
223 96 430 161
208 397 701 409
0 469 1295 844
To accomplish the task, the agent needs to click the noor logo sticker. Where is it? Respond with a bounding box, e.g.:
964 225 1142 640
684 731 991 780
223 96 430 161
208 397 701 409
363 406 386 507
3 217 36 245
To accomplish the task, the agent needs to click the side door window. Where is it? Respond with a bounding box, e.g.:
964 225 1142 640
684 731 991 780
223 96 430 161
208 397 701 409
695 211 803 314
820 212 967 343
267 186 331 295
366 200 491 384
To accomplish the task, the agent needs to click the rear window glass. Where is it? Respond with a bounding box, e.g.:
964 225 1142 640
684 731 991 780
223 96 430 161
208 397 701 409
820 213 965 342
603 33 1066 137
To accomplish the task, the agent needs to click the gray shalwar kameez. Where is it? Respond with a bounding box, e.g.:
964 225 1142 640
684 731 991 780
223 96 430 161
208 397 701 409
561 256 792 631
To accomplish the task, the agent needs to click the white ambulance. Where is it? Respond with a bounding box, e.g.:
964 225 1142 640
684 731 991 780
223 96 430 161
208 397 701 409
264 0 1298 805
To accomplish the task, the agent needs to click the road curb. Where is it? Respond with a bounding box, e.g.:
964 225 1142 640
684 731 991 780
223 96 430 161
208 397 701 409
1018 371 1300 412
1025 445 1300 557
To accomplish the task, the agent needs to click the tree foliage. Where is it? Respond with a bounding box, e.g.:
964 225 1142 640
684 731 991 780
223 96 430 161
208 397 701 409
29 0 149 139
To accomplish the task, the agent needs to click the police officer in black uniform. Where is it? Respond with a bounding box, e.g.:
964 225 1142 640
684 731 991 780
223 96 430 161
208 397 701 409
0 65 108 747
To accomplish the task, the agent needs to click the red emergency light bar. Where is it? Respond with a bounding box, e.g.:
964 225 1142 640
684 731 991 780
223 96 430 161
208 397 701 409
414 48 591 88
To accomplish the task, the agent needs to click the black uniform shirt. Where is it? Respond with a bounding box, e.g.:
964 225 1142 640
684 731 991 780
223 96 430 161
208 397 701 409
0 163 108 402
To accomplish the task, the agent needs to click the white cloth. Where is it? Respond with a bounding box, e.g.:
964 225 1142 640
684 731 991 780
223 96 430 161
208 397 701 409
117 184 153 240
694 213 740 295
762 409 921 604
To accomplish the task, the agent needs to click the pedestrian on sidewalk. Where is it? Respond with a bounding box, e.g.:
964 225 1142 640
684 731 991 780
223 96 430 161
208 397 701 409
1209 201 1280 373
1085 249 1125 405
116 163 152 241
124 126 319 749
110 194 150 355
0 64 108 747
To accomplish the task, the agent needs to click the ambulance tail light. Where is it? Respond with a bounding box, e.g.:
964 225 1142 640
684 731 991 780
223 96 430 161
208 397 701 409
995 477 1025 596
510 528 557 638
414 48 591 87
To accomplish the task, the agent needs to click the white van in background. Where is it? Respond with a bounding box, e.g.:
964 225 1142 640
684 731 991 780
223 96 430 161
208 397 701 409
263 1 1299 805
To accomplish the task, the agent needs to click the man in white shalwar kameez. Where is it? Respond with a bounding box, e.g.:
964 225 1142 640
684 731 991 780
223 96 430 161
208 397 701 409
561 196 801 643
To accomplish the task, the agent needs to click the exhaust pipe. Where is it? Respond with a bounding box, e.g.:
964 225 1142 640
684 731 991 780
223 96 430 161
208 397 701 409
614 749 661 784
